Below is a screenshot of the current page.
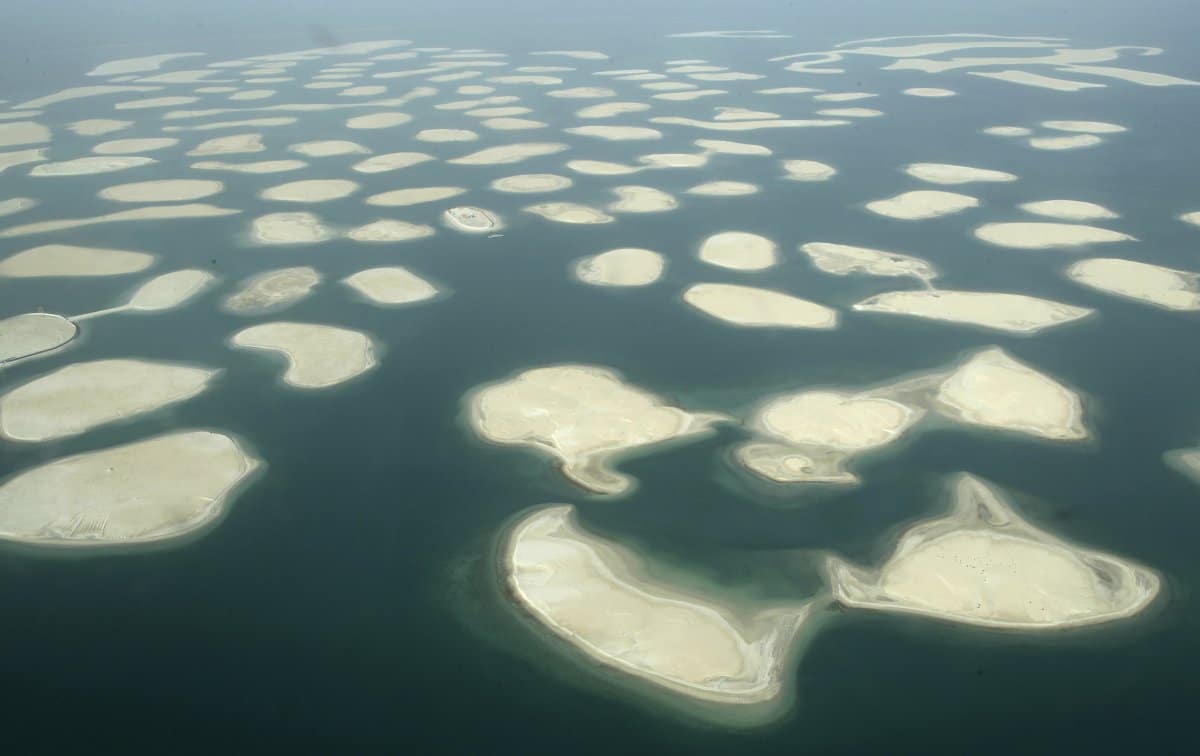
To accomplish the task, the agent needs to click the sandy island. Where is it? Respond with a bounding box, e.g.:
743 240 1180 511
608 186 677 213
490 174 572 193
365 186 465 207
288 140 370 157
260 179 359 203
866 190 979 220
0 244 155 278
250 212 334 244
1066 257 1200 311
347 219 436 243
687 181 759 196
1020 200 1117 221
352 151 434 173
574 248 665 287
448 142 568 165
223 267 320 314
525 202 614 225
799 242 936 281
0 313 77 365
100 179 224 203
698 231 778 270
93 138 179 154
683 284 838 329
342 266 439 305
853 290 1092 333
31 156 157 177
230 322 377 389
904 162 1016 185
974 222 1133 249
444 206 502 233
782 160 836 181
186 133 265 156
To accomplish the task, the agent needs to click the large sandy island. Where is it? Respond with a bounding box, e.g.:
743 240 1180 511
490 174 572 193
1020 200 1118 221
1066 257 1200 311
0 203 237 238
444 206 502 233
31 156 157 177
799 242 937 281
230 322 377 389
186 133 265 156
100 179 224 203
0 430 261 548
854 290 1092 333
974 222 1133 249
347 219 436 242
343 266 439 305
0 359 217 442
865 190 979 220
826 474 1160 629
0 197 36 217
698 231 778 270
574 248 665 287
288 140 370 157
782 160 836 181
76 269 215 319
365 186 466 206
687 181 759 196
683 284 838 329
524 202 614 224
250 212 334 244
223 267 320 314
904 163 1017 185
467 364 726 494
352 151 434 173
93 138 179 154
448 142 568 165
260 179 359 203
0 244 155 278
565 125 662 141
192 159 306 174
0 313 77 365
608 186 677 213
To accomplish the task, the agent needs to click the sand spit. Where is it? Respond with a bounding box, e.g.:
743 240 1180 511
684 284 838 329
100 179 224 203
0 244 155 278
0 197 36 217
866 190 979 220
346 219 436 243
525 202 614 225
0 148 48 174
14 85 162 110
93 138 179 154
608 186 677 213
342 266 439 305
223 267 320 314
0 314 77 365
0 359 217 443
799 242 936 282
695 139 771 156
905 162 1017 185
443 206 502 233
782 160 836 181
1066 258 1200 311
1042 120 1126 134
574 248 665 287
68 119 133 136
0 430 261 549
250 212 333 245
577 102 651 118
0 204 238 238
163 117 298 132
491 174 572 193
565 125 662 141
260 179 359 203
699 232 778 271
650 116 847 131
288 140 370 157
186 133 264 156
983 126 1032 137
416 128 479 142
503 505 815 710
687 181 759 196
192 159 306 173
365 186 466 207
974 222 1133 249
449 142 568 165
74 269 215 321
854 290 1092 334
1028 134 1103 150
826 474 1160 629
468 364 725 494
1020 200 1117 221
0 121 48 148
230 322 376 389
904 87 956 97
352 151 434 173
88 53 204 77
31 156 157 177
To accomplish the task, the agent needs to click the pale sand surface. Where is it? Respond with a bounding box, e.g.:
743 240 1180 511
0 244 155 278
1179 211 1200 227
192 159 306 173
974 222 1133 249
525 202 614 224
755 87 821 94
504 505 812 705
88 53 204 77
365 186 466 206
854 290 1092 333
547 87 618 99
0 197 36 217
93 138 179 154
531 50 609 60
683 284 838 329
416 128 479 142
577 102 651 118
14 85 162 110
468 364 725 494
566 125 662 141
695 138 771 155
1165 448 1200 485
230 322 377 389
968 70 1105 92
0 204 238 238
699 232 778 271
714 107 781 121
652 90 728 102
490 174 572 193
444 206 502 233
486 75 561 85
935 348 1087 440
567 160 643 176
1042 120 1126 134
903 87 956 97
223 267 320 314
866 190 979 220
0 359 217 442
186 133 264 156
250 212 334 244
260 179 359 203
0 121 49 148
68 119 132 136
100 179 224 203
114 95 201 110
1066 258 1200 311
782 160 836 181
689 72 763 81
449 142 568 165
0 314 77 365
457 85 496 95
0 430 261 548
0 148 48 174
650 116 847 130
826 474 1160 629
813 92 876 102
608 186 678 213
466 106 533 117
31 156 157 176
799 242 936 281
76 269 216 317
352 151 434 173
230 89 276 101
574 248 665 287
687 181 759 196
340 85 387 97
342 266 439 305
642 82 697 91
288 140 370 157
816 108 884 117
346 219 436 242
1020 200 1118 221
1029 134 1102 150
904 162 1017 184
164 117 298 132
983 125 1032 137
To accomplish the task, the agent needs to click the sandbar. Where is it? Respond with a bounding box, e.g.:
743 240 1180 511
346 219 436 243
816 108 883 118
687 181 759 196
1019 200 1117 221
250 212 334 244
1066 258 1200 311
88 53 204 77
983 125 1032 137
973 222 1133 249
365 186 466 207
93 138 179 154
904 162 1017 185
566 160 643 176
490 174 572 193
799 242 936 281
114 95 200 110
698 231 778 270
638 153 708 168
0 314 77 365
260 179 359 203
0 244 155 278
782 160 836 181
608 186 677 213
0 204 238 238
342 266 439 305
866 190 979 220
1028 134 1102 150
448 143 568 165
100 179 224 203
574 248 665 287
547 87 617 99
854 290 1092 333
1166 448 1200 486
683 284 837 329
14 85 162 111
352 151 434 173
230 322 377 389
481 118 547 131
525 202 614 224
30 156 157 177
163 117 297 132
223 267 319 315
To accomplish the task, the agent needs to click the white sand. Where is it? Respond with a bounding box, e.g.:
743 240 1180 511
250 212 333 245
31 156 157 177
608 186 678 213
799 242 936 281
0 314 77 365
577 102 651 118
0 359 217 442
100 179 224 203
1019 200 1118 221
482 117 547 131
1042 120 1126 134
191 159 306 173
814 92 876 102
547 87 618 99
525 202 614 224
650 116 847 130
782 160 836 181
1179 211 1200 227
164 117 297 132
826 474 1160 629
466 106 532 117
93 138 179 154
449 142 568 165
531 50 609 60
1166 448 1200 486
566 125 662 141
903 87 956 97
0 204 238 238
230 322 377 389
114 95 200 110
974 222 1133 249
699 232 778 271
415 128 479 142
854 290 1092 333
714 107 781 121
652 90 728 102
968 70 1105 92
983 125 1032 137
695 139 771 156
816 108 883 117
0 121 51 147
223 267 320 314
683 284 837 329
0 197 36 217
687 181 759 196
340 85 387 97
260 179 359 203
342 266 439 305
14 85 161 110
504 505 813 706
0 244 155 278
0 430 261 548
346 219 436 243
365 186 466 207
866 190 979 220
88 53 204 77
0 148 47 174
186 133 264 156
288 140 370 157
936 348 1087 440
443 206 502 233
352 151 434 173
122 269 215 313
1066 258 1200 311
755 87 821 94
490 174 572 193
68 119 133 136
230 89 276 101
566 160 643 176
574 248 665 287
1028 134 1103 150
468 364 725 494
904 163 1017 185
